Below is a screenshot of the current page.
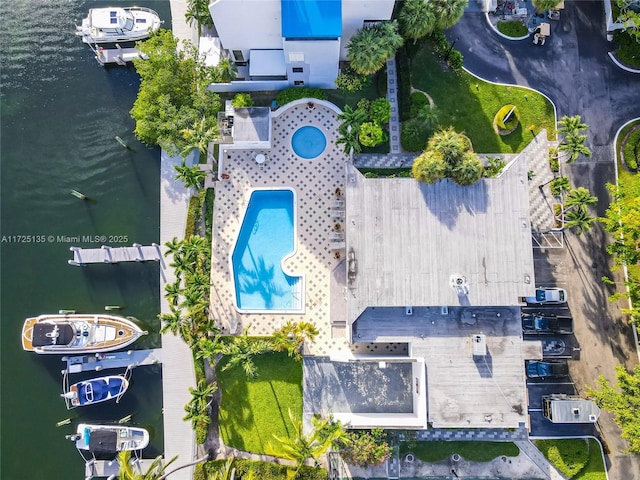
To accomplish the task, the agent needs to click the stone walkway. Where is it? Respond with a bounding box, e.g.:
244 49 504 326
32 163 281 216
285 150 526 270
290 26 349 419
386 57 401 155
515 440 567 480
415 426 529 442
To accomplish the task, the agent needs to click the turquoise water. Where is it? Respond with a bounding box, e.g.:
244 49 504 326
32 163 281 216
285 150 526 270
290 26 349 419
0 1 170 478
232 189 302 311
291 125 326 159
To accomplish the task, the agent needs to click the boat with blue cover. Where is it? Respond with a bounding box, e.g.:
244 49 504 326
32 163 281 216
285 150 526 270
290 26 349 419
62 374 129 408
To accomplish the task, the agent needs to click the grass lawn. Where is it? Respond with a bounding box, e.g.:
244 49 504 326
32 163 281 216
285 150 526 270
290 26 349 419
535 438 606 480
216 351 302 454
410 45 556 154
400 441 520 462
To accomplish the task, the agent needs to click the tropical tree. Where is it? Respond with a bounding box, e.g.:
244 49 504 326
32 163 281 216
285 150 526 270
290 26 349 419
558 133 592 163
272 321 319 359
347 21 403 75
563 187 597 213
231 93 254 108
180 116 218 159
194 336 221 361
426 126 469 171
271 410 346 477
564 207 595 235
164 279 183 308
412 150 446 184
338 105 367 136
174 162 207 190
159 307 190 337
451 151 484 186
415 104 440 132
399 0 436 42
339 428 392 467
336 127 362 158
185 0 214 38
550 176 571 196
215 327 273 379
558 115 588 137
117 451 178 480
214 57 238 83
428 0 468 30
586 364 640 454
370 98 391 125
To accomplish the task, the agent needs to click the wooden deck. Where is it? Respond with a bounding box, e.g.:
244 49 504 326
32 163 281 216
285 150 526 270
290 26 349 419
68 244 163 266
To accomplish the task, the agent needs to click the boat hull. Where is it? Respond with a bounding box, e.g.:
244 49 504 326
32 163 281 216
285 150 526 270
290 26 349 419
22 314 146 354
75 7 162 45
72 424 149 455
65 375 129 407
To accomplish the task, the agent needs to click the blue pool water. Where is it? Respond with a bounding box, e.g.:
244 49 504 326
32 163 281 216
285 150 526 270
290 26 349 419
291 126 326 159
232 189 302 311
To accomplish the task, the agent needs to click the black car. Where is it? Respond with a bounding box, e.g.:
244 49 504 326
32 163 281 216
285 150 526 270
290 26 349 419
522 314 573 334
526 360 570 379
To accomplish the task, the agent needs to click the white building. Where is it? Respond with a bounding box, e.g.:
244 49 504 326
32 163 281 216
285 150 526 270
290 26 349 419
206 0 395 92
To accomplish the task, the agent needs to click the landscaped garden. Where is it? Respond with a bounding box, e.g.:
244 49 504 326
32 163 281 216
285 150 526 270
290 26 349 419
406 43 555 153
535 439 606 479
216 351 303 454
400 441 520 462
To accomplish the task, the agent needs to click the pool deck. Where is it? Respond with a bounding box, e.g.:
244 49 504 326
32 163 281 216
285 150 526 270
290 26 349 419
210 102 351 355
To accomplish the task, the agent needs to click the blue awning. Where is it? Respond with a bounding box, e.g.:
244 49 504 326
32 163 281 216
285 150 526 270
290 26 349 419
281 0 342 38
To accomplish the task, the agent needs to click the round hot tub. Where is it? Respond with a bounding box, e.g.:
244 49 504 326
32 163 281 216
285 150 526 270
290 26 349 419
291 126 326 159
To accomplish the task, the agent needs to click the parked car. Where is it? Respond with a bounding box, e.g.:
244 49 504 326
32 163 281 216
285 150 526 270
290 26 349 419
526 360 570 379
522 314 573 334
524 287 567 304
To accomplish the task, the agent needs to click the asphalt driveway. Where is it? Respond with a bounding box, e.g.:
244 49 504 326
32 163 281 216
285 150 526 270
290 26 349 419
446 3 640 478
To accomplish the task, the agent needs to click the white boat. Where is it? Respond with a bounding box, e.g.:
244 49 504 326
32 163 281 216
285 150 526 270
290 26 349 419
21 314 147 354
75 7 162 45
62 374 129 408
66 424 149 459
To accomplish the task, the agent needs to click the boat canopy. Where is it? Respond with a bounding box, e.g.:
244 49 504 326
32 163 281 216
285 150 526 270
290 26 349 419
92 8 134 31
87 429 118 454
32 323 74 347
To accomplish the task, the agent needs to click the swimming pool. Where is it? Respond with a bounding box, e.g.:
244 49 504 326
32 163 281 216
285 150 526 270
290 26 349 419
291 126 326 159
231 189 303 312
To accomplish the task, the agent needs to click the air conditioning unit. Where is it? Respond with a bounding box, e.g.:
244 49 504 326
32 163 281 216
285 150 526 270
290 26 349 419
450 274 469 296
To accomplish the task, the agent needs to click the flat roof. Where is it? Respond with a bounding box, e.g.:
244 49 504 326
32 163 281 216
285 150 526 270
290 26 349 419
232 107 270 143
249 49 286 77
281 0 342 38
345 153 535 322
352 306 529 428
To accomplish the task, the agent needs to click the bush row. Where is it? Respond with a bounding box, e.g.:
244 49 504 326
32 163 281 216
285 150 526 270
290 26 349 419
276 87 328 106
195 459 328 480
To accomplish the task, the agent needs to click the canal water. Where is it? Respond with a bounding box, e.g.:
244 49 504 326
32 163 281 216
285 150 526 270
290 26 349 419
1 1 171 478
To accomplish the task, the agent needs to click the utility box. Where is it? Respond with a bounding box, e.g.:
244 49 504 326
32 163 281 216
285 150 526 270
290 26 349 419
471 334 487 357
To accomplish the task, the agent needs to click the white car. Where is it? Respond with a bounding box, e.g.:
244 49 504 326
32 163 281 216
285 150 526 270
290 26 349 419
524 287 567 304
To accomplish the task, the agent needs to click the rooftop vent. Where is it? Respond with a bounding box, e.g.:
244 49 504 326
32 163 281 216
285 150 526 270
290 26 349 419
471 334 486 356
588 414 598 422
405 306 413 316
572 408 581 415
450 274 469 296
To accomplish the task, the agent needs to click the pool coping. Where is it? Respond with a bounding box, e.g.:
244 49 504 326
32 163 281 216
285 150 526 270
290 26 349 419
228 186 306 315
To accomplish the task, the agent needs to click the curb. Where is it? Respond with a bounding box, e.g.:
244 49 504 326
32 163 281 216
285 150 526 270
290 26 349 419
484 12 531 41
611 117 640 362
607 51 640 74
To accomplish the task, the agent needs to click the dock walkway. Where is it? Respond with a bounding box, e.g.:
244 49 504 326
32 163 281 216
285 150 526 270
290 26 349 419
62 349 162 374
86 458 153 479
68 244 163 266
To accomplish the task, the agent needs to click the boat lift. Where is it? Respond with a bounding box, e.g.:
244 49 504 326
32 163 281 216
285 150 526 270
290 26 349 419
86 41 148 66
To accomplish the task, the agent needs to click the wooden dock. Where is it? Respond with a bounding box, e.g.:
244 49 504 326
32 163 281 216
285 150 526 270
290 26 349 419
85 457 153 479
68 244 163 266
62 349 162 374
94 45 148 66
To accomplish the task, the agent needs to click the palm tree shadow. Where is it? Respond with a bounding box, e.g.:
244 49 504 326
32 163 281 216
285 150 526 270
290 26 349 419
237 257 286 309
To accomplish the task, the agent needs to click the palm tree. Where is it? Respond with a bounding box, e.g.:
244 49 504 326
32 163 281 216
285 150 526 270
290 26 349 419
377 21 404 57
164 279 183 308
179 116 218 159
117 451 178 480
347 27 387 75
159 307 189 337
558 133 592 163
563 187 597 212
164 237 183 259
558 115 588 137
550 176 571 196
564 206 595 235
215 327 273 379
174 163 207 190
215 58 238 83
338 105 366 136
194 336 221 361
426 127 468 169
399 0 436 42
185 0 213 38
271 410 346 477
180 287 208 319
451 152 484 186
336 127 362 158
415 104 439 132
428 0 468 30
412 150 446 184
272 321 319 359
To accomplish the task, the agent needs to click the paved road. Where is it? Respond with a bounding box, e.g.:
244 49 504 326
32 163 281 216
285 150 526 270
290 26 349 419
448 3 640 479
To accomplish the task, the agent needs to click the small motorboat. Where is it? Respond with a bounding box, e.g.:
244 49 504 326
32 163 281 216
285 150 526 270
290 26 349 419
75 7 162 45
22 314 146 354
62 374 129 408
66 424 149 459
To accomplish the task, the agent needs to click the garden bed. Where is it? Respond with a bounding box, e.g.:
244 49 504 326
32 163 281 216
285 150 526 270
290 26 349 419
399 441 519 462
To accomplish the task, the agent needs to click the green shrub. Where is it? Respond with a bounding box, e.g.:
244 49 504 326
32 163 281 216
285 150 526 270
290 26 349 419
370 98 392 125
430 29 449 56
549 147 560 172
495 104 521 131
231 93 254 108
401 118 433 152
359 122 386 147
376 68 388 96
195 418 208 444
535 439 589 478
447 49 464 72
185 193 202 239
340 428 392 467
623 128 640 171
483 156 506 178
276 87 328 105
335 64 372 93
497 20 529 37
614 30 640 68
409 92 430 117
